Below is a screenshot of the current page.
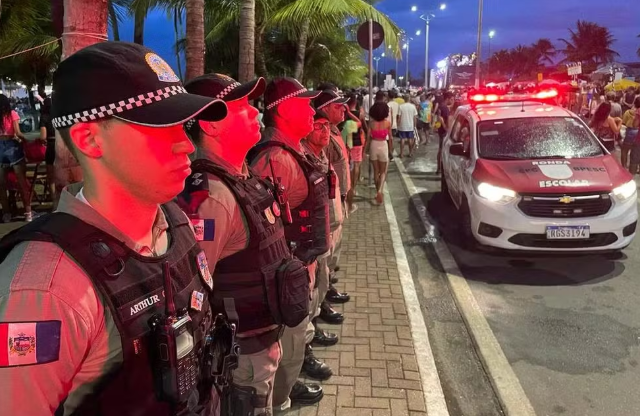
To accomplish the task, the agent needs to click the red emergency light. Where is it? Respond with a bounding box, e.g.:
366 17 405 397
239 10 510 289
469 89 558 104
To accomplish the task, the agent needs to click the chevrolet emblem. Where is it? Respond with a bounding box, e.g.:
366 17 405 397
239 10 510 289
558 196 574 204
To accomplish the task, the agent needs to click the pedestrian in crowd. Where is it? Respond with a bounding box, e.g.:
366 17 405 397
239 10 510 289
38 97 59 208
623 97 640 173
590 101 622 152
436 92 454 175
417 93 433 145
607 92 623 118
341 93 364 213
367 100 392 204
622 87 636 113
249 77 328 411
178 74 310 416
0 41 231 415
0 93 32 223
397 94 418 158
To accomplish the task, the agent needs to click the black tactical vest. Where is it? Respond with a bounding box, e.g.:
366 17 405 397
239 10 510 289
0 203 215 416
177 159 309 349
250 141 330 264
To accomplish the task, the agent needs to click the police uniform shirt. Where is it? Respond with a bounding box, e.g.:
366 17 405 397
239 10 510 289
301 140 343 231
327 126 351 196
0 183 184 415
250 126 318 287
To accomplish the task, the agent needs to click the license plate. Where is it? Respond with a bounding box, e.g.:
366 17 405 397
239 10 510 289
545 225 590 239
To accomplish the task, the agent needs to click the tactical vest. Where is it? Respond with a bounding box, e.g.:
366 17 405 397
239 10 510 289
0 203 215 416
250 141 330 264
177 159 309 347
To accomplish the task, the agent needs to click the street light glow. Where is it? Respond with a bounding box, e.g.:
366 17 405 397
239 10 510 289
416 30 421 36
489 30 496 38
381 52 385 57
411 5 417 11
440 3 446 10
403 43 408 49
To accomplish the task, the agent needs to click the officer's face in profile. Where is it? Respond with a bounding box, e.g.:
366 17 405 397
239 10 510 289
308 118 331 148
204 97 260 148
277 97 315 138
72 118 195 204
325 103 345 125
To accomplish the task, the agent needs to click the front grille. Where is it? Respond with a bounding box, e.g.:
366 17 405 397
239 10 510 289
518 192 612 218
508 233 618 248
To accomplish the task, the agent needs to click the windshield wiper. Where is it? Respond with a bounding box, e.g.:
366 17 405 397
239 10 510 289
528 155 569 160
483 155 524 160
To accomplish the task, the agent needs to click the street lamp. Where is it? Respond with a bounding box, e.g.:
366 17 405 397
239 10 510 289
411 5 417 11
415 3 447 89
403 38 415 88
488 30 495 58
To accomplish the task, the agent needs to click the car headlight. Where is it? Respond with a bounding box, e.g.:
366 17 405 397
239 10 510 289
613 180 637 201
475 181 516 204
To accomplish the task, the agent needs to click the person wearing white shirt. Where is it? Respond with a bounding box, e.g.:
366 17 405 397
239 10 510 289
397 94 418 157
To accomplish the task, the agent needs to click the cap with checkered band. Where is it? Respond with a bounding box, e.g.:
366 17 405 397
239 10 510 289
264 77 320 110
313 89 349 110
51 41 227 129
185 74 266 102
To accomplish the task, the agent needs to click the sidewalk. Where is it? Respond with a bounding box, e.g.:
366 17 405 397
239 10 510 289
289 181 432 416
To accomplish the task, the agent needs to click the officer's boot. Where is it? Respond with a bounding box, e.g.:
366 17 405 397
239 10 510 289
301 344 333 380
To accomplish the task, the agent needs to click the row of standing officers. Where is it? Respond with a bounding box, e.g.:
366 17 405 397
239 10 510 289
0 41 360 416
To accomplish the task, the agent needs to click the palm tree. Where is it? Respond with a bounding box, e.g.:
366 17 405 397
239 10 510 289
238 0 255 82
185 0 204 80
532 38 556 66
558 20 619 65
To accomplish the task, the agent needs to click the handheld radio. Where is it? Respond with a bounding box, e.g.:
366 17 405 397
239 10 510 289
269 159 293 224
149 261 198 404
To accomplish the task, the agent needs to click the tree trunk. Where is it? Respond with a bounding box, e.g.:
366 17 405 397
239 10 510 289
293 18 310 80
173 8 184 81
62 0 108 59
238 0 255 82
107 0 120 41
254 26 267 78
133 6 145 45
185 0 205 81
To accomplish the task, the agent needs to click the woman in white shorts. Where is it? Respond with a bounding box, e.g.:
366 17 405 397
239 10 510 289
367 102 392 204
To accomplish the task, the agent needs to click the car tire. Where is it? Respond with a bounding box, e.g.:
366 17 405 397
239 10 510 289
459 197 478 251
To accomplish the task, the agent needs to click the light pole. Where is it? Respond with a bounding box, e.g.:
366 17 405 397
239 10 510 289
374 56 381 87
475 0 484 88
414 3 446 89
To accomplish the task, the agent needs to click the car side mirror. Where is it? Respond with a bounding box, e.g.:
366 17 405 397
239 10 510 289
449 142 468 157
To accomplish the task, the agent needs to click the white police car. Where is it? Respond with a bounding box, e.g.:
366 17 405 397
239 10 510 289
441 90 638 252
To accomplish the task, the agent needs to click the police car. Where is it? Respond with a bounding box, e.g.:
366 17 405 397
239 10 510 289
441 90 638 252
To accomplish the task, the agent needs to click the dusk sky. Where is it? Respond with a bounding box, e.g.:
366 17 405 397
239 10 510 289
112 0 639 79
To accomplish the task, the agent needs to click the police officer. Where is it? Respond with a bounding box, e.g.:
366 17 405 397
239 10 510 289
0 42 230 415
313 90 351 317
177 74 310 416
249 78 332 410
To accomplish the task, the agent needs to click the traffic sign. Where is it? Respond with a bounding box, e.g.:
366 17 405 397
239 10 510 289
357 21 385 50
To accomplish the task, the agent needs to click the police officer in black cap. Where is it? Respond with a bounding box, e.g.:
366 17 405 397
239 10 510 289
0 42 231 415
177 73 310 416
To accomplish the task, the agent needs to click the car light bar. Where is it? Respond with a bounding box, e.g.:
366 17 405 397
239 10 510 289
469 89 558 104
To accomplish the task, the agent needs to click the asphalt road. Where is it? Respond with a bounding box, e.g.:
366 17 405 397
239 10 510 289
392 137 640 416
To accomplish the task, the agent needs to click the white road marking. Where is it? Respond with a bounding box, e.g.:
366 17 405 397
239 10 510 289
394 158 537 416
382 187 450 416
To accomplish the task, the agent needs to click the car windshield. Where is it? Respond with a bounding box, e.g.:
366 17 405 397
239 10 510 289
477 117 604 160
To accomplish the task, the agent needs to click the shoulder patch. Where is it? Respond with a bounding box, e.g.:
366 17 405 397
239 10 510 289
0 321 61 367
191 218 215 242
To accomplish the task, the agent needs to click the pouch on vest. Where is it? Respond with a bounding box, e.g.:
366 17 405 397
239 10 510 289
274 258 310 328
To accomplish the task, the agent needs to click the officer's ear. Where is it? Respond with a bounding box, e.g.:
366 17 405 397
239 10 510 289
68 121 104 158
198 120 221 139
